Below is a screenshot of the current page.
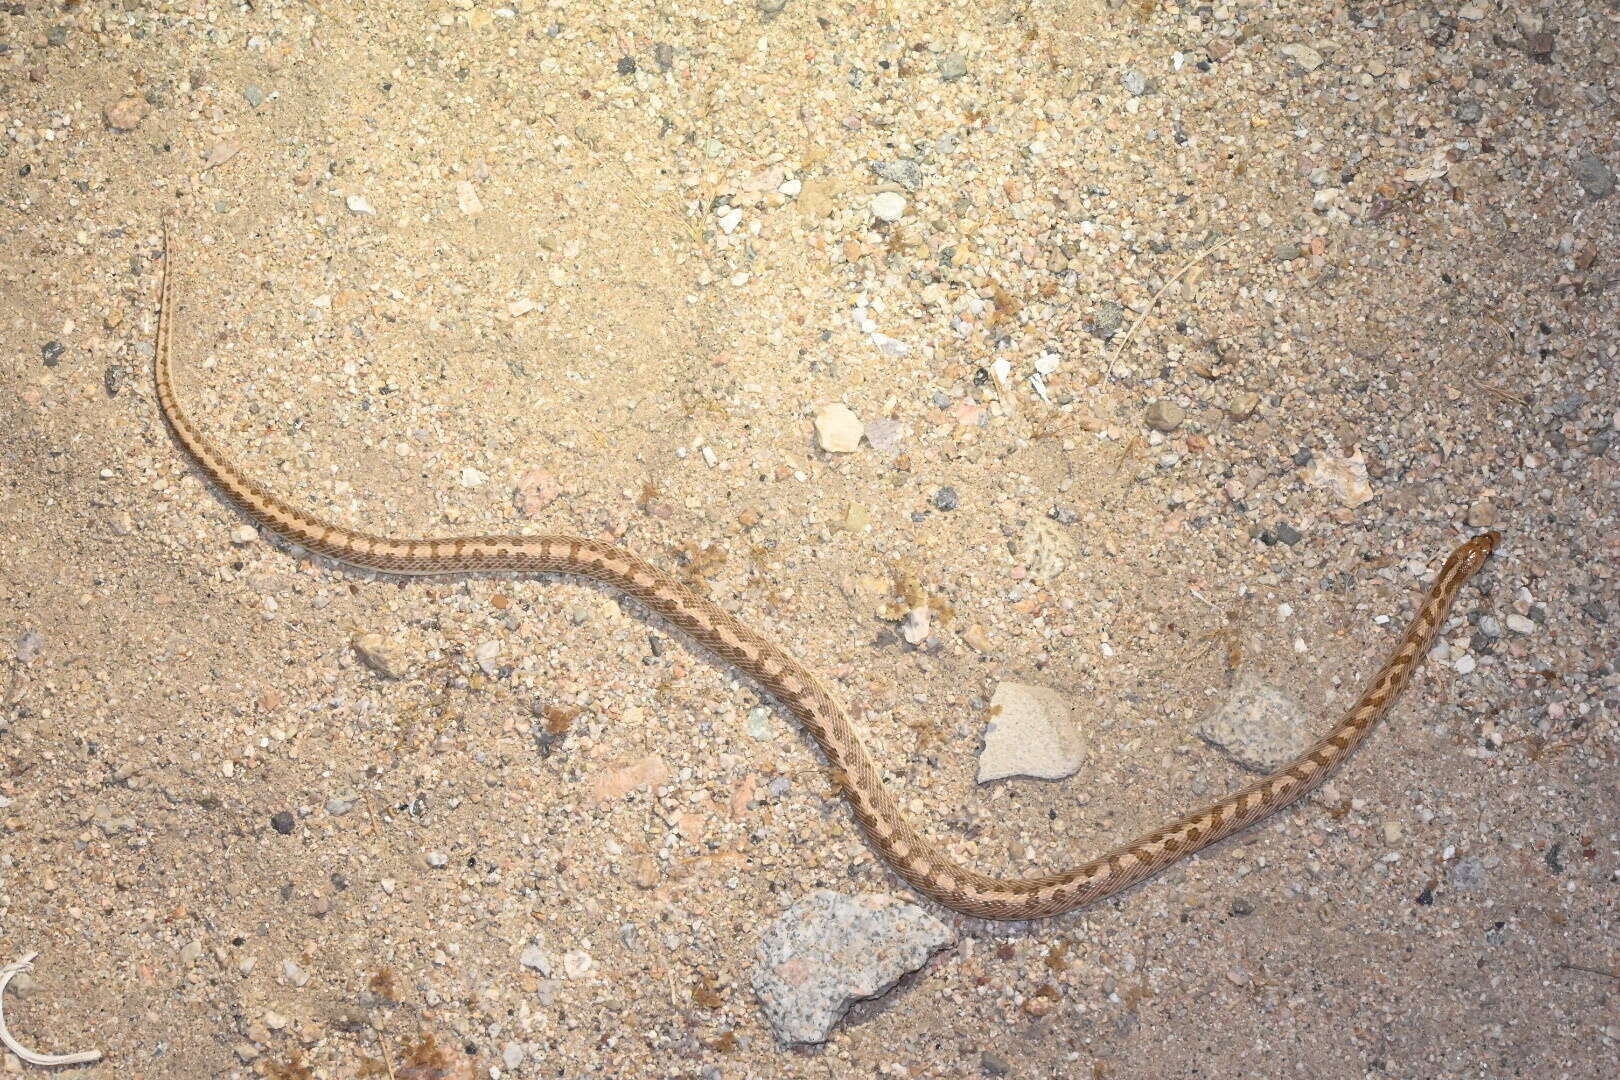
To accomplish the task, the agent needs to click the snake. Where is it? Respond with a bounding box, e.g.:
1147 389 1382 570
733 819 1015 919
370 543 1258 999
153 220 1500 920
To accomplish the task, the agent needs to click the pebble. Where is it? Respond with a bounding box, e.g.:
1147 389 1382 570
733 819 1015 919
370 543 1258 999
230 524 258 545
281 959 309 987
813 403 864 453
1090 301 1124 339
512 467 561 516
1504 613 1536 635
868 417 907 453
325 793 357 816
519 944 553 975
352 633 407 679
1453 653 1477 675
1228 392 1260 421
1448 855 1488 892
1270 522 1303 546
752 890 954 1044
591 756 670 802
746 706 773 740
1466 498 1497 528
271 811 295 835
933 486 959 511
41 340 65 366
102 94 149 131
241 84 265 108
870 191 907 223
1278 43 1324 71
939 53 969 81
563 950 593 978
502 1043 525 1070
345 194 376 215
977 682 1084 783
870 159 922 191
460 467 488 488
425 851 448 869
1306 449 1375 507
1144 400 1184 432
1198 676 1312 772
1575 154 1615 199
14 630 45 664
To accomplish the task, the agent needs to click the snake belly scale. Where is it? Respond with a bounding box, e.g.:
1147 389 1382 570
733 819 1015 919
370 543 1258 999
153 221 1499 920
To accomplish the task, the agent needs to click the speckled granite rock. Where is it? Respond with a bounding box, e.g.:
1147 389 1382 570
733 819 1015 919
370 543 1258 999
752 891 954 1044
1198 675 1312 772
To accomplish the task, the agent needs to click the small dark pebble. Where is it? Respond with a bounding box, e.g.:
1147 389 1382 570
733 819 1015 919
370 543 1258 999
1581 601 1607 623
271 810 296 835
1545 842 1564 874
1273 522 1302 545
980 1052 1011 1077
934 486 959 511
616 56 636 75
1416 885 1435 905
655 42 674 71
1291 446 1314 467
42 340 65 366
1229 897 1254 917
1049 506 1079 525
104 365 126 396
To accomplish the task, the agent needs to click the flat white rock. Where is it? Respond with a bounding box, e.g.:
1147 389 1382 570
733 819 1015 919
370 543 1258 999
976 681 1084 783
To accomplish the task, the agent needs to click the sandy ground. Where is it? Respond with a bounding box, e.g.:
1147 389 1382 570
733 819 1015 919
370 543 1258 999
2 1 1617 1077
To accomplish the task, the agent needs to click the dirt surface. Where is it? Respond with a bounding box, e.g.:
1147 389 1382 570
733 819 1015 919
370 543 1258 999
2 1 1617 1077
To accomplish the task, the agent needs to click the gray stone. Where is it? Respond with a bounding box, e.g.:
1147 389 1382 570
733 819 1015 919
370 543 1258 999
939 53 968 81
14 630 44 663
519 944 553 975
1575 154 1615 198
1448 855 1488 892
870 159 923 191
977 682 1084 783
1090 301 1125 339
1145 400 1185 432
1198 675 1312 772
753 890 953 1043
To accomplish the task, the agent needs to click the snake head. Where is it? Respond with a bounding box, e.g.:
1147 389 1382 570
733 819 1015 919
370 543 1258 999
1447 531 1502 579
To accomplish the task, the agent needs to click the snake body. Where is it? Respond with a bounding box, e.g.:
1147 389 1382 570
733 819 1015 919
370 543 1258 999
154 222 1499 920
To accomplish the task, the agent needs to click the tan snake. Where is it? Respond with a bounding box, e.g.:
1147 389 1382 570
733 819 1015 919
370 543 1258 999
153 220 1500 920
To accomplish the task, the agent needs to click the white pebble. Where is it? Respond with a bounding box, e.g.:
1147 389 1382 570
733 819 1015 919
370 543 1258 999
870 191 907 222
1504 613 1536 635
1454 654 1477 675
